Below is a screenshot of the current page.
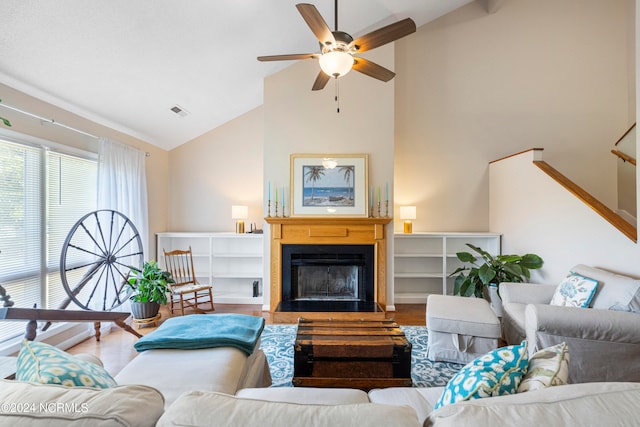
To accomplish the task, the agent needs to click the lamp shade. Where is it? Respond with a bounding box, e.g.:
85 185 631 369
231 205 248 220
319 51 354 78
399 206 417 220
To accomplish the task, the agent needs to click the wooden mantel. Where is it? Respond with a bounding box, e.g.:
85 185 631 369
265 216 392 323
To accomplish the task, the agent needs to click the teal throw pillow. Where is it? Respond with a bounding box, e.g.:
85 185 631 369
16 339 116 389
550 274 599 308
434 340 529 410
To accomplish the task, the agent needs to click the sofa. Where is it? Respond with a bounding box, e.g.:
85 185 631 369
2 309 640 425
2 372 640 426
501 264 640 383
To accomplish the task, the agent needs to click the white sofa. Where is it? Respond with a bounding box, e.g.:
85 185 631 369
0 342 272 426
2 296 640 426
3 374 640 426
501 264 640 383
114 345 271 408
369 382 640 426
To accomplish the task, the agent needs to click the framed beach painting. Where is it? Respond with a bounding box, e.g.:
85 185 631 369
290 154 369 217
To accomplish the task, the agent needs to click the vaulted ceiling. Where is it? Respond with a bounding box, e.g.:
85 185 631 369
0 0 475 150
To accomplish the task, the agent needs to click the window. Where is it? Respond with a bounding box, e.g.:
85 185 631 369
0 136 97 343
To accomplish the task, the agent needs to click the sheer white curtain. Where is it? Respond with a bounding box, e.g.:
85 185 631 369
97 138 149 259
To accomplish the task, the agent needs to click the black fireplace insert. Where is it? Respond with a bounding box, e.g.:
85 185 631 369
279 244 379 313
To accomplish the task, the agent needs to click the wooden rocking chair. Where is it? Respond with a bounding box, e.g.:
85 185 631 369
163 247 215 316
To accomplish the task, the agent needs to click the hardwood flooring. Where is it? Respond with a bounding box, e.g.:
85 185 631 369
67 304 426 376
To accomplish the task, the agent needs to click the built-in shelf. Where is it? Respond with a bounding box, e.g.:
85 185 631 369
393 232 501 303
156 232 263 305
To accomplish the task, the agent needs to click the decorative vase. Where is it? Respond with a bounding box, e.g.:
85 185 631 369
484 284 503 318
130 300 160 320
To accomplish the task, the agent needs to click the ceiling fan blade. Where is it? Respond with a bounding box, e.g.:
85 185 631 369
350 18 416 53
257 53 319 62
352 58 395 82
296 3 336 46
312 71 331 91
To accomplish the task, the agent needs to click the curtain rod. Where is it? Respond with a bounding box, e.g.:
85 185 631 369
0 102 99 139
0 102 151 157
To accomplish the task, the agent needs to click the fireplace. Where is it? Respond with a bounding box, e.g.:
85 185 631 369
281 244 375 311
265 216 391 322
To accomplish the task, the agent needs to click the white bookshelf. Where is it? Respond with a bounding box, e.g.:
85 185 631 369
393 232 501 303
156 232 263 304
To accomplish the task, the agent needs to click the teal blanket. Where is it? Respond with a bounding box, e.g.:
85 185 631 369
134 313 265 355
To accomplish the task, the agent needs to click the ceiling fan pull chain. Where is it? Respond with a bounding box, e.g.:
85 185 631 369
335 78 340 113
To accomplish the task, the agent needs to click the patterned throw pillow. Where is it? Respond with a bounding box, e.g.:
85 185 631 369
434 340 529 410
518 342 569 392
550 274 599 308
16 339 116 389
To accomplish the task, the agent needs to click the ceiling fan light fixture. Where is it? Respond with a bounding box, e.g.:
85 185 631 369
319 51 354 78
257 3 416 91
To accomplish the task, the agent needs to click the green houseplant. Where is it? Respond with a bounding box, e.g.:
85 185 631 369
126 260 174 319
450 243 543 299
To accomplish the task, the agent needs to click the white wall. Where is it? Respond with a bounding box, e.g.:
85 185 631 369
168 106 264 232
263 45 396 310
395 0 634 233
490 150 640 283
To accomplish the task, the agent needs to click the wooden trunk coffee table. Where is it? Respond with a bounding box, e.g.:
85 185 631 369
292 318 412 391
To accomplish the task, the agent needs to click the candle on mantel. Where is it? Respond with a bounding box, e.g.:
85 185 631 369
385 182 389 201
369 187 373 207
268 181 271 200
282 187 285 206
275 187 278 203
378 186 381 204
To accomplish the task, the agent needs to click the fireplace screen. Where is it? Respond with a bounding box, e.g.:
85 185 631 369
282 244 375 304
295 265 360 300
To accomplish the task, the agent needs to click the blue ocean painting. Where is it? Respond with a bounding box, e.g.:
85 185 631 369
302 165 355 207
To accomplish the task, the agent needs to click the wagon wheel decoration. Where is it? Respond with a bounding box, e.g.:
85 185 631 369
60 210 144 311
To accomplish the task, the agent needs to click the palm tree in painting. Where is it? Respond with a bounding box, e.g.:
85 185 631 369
304 166 325 202
339 166 354 201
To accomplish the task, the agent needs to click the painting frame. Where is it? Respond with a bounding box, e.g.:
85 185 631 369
290 154 369 217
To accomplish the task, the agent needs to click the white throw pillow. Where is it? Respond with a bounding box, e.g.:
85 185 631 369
572 265 640 312
518 342 569 392
550 274 598 308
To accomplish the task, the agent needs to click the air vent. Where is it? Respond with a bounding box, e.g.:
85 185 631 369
170 105 189 117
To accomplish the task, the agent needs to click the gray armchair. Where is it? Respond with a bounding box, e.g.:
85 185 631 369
501 265 640 384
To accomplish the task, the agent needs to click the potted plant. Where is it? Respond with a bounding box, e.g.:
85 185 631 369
449 243 543 316
125 260 174 319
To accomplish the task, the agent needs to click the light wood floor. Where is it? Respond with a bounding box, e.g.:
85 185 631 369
67 304 426 376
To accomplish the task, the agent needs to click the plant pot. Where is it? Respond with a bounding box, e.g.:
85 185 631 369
483 284 503 318
130 300 160 320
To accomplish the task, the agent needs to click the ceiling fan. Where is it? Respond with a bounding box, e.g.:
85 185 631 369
257 1 416 91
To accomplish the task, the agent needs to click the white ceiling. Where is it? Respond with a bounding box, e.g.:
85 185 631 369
0 0 473 150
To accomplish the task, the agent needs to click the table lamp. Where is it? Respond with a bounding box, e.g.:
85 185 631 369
400 206 416 234
231 205 248 234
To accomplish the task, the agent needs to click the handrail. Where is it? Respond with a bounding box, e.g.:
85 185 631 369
489 148 544 164
611 149 636 166
533 160 636 242
614 123 636 146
